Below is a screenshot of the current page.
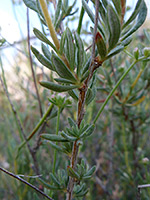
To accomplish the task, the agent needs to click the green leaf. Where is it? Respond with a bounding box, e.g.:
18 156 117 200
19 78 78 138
31 46 54 70
40 81 79 92
23 0 37 12
59 28 66 55
68 117 76 127
82 0 105 38
41 44 51 60
112 0 121 16
84 165 96 177
106 45 124 59
68 89 79 101
33 28 57 52
121 1 147 41
95 32 107 60
121 36 132 47
65 28 75 70
61 131 77 141
67 166 80 179
45 141 62 152
107 4 121 50
41 134 68 142
39 178 63 190
54 0 62 27
122 0 143 29
52 54 77 82
80 124 95 138
54 78 75 84
36 0 45 21
85 88 96 105
74 32 84 76
50 173 61 187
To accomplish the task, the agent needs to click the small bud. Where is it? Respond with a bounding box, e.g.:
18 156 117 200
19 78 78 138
133 47 139 60
142 157 149 165
143 47 150 57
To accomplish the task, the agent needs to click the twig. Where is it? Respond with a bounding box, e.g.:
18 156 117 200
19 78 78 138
27 8 43 117
0 167 53 200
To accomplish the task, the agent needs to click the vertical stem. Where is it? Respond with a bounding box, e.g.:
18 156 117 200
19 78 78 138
66 1 100 199
27 8 43 117
39 0 60 50
122 122 132 176
52 107 61 174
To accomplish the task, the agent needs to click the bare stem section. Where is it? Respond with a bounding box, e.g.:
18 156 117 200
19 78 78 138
39 0 60 50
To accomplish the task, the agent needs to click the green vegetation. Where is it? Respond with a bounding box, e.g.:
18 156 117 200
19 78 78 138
0 0 150 199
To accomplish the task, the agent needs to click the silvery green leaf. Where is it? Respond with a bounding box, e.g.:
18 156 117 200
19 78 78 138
31 46 54 70
52 54 77 82
121 1 147 41
107 4 121 51
23 0 37 12
122 0 143 29
33 28 57 52
41 44 51 60
40 81 79 92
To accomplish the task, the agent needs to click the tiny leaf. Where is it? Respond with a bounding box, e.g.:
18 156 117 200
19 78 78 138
95 32 107 60
41 134 68 142
40 81 79 92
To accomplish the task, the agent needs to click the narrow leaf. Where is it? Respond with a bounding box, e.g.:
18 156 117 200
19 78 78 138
112 0 121 16
84 166 96 177
122 0 143 29
54 0 62 27
85 88 96 105
74 32 84 75
61 131 77 142
82 0 105 38
66 28 75 70
121 1 147 41
67 166 80 179
54 78 75 84
45 141 62 152
39 178 63 190
41 134 68 142
107 4 121 50
40 81 79 92
31 46 54 70
41 44 51 60
68 89 79 101
50 173 61 187
52 54 77 82
106 45 124 59
23 0 37 12
95 32 107 60
33 28 57 52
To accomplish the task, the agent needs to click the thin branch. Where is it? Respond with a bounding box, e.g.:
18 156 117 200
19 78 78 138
0 167 53 200
27 8 43 117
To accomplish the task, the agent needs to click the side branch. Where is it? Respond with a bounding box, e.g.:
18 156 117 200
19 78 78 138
0 167 53 200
